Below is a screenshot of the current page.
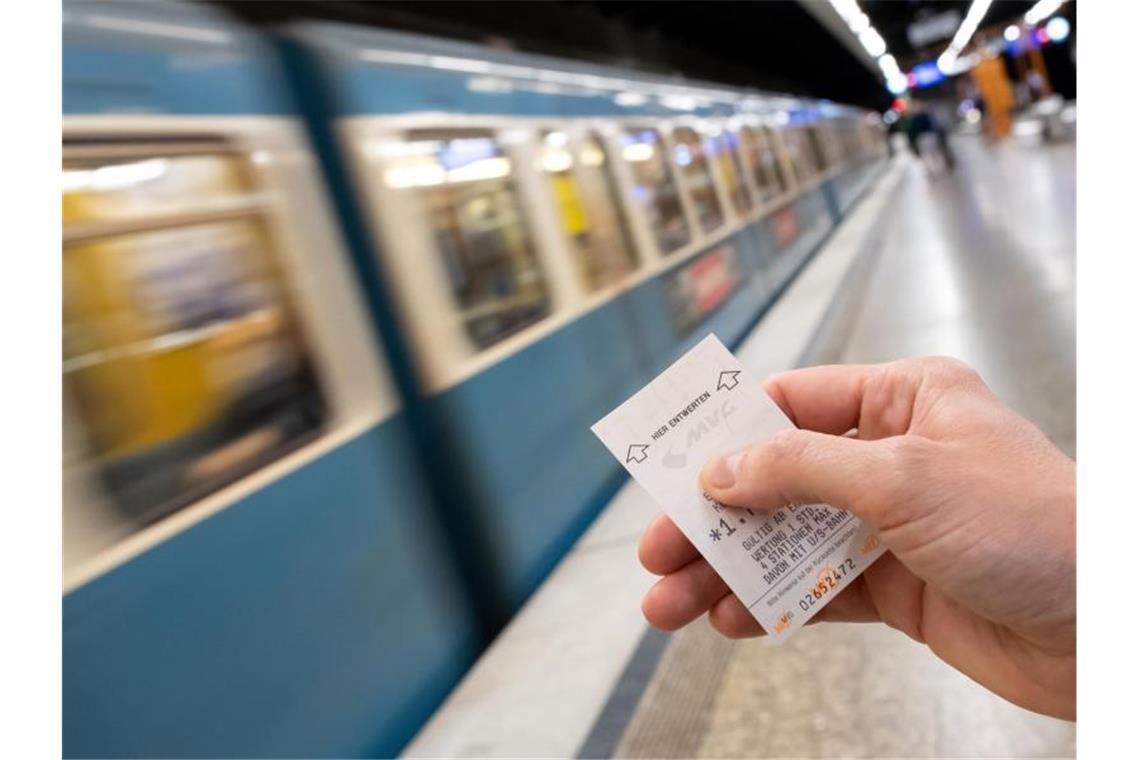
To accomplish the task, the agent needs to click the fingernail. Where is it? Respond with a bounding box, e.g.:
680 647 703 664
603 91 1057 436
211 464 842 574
706 451 745 488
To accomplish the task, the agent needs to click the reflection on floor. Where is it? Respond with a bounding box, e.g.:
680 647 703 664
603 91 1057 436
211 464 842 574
613 136 1076 759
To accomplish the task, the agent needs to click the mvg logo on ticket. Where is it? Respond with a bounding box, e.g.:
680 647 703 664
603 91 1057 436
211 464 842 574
591 334 886 642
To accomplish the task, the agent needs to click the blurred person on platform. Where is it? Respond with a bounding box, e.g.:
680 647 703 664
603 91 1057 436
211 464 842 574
900 99 956 172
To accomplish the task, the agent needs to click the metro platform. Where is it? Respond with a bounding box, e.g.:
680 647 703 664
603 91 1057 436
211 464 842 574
403 134 1076 759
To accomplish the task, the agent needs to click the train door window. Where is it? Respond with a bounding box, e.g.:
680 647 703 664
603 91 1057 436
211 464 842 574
806 126 830 172
671 126 725 234
538 131 638 291
384 129 551 348
737 126 778 203
781 127 817 185
760 127 791 194
706 129 753 217
619 128 691 254
63 143 327 533
826 122 847 167
835 121 852 162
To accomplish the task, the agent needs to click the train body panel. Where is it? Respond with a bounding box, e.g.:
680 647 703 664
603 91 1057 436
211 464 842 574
63 1 289 116
292 24 754 120
389 187 835 607
63 417 475 758
63 3 477 757
62 3 889 756
428 295 650 603
284 21 888 619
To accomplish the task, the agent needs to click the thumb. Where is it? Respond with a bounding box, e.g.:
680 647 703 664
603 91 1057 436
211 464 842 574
699 429 904 527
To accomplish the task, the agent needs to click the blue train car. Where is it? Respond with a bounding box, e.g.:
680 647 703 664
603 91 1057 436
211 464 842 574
62 2 476 757
283 24 889 625
61 3 888 755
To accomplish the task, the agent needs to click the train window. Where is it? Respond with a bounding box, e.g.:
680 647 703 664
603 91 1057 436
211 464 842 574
671 127 725 234
63 145 327 532
737 126 787 201
61 153 250 222
384 129 551 348
806 126 830 172
781 127 819 185
760 127 791 194
619 128 690 254
735 127 765 199
705 129 753 217
538 131 638 290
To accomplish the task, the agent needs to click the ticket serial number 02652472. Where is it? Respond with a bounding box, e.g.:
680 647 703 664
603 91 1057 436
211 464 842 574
799 558 858 612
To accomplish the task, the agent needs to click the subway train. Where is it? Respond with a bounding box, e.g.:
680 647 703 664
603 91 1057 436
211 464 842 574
62 1 888 756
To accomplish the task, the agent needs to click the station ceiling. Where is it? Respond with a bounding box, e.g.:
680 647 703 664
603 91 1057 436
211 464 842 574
215 0 1044 111
863 0 1036 66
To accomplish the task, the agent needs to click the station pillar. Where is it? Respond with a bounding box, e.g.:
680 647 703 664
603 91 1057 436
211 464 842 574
970 56 1016 138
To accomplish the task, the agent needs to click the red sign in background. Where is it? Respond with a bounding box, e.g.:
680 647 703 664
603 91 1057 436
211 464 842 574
664 244 743 334
772 206 799 248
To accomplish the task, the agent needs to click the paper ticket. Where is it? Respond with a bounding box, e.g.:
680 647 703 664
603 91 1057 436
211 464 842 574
591 334 886 642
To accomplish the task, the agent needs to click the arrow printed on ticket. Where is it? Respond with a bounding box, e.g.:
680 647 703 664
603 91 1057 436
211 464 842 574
591 334 886 642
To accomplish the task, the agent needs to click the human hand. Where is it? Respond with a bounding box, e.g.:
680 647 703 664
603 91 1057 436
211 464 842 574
638 358 1076 719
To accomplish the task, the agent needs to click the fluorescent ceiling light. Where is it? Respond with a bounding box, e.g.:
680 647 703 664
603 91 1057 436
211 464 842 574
937 0 994 75
858 27 887 57
826 0 904 94
1026 0 1067 25
1045 16 1071 42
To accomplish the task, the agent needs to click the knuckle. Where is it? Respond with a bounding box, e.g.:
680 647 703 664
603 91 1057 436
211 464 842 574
708 604 746 639
869 436 935 524
767 428 810 462
925 355 982 385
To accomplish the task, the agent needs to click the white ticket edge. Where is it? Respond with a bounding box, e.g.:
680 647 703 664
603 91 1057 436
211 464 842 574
591 334 886 642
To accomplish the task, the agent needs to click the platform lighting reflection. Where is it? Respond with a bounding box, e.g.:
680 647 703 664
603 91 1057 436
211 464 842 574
369 140 440 159
359 48 743 108
84 14 231 44
64 158 169 191
430 55 492 74
1004 25 1022 42
467 76 513 94
540 149 573 173
383 161 446 188
382 140 512 189
579 143 606 167
614 91 649 107
1014 120 1045 137
621 142 655 162
662 95 698 111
